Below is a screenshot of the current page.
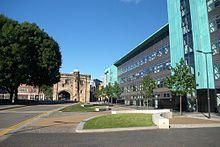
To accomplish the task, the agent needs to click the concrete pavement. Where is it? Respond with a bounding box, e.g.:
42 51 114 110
1 128 220 147
1 104 220 146
0 105 27 111
15 105 220 134
0 104 73 138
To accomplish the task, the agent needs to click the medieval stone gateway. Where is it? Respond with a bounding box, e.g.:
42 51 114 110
53 70 91 103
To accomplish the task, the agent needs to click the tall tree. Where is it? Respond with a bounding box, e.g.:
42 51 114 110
105 84 114 103
112 82 122 103
164 58 195 115
40 85 53 99
19 22 61 87
0 15 28 102
0 14 61 103
94 87 106 102
141 75 156 108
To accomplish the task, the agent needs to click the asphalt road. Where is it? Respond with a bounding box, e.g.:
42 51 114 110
0 127 220 147
0 104 68 131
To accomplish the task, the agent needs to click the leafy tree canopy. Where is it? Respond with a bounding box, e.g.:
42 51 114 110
141 75 156 98
0 14 62 102
40 85 53 99
164 58 195 96
163 58 195 115
112 82 122 99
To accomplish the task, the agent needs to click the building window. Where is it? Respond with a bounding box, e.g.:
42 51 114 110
19 88 28 93
207 0 220 12
214 64 220 80
118 44 170 75
164 93 170 98
210 15 220 33
211 39 220 55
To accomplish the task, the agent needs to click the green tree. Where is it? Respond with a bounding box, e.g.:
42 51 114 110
141 75 156 108
105 84 114 103
112 82 122 103
94 87 106 102
164 58 195 115
19 22 61 87
0 15 28 102
0 14 61 103
40 85 53 99
94 88 100 100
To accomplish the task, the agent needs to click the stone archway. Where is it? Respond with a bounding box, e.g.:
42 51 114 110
58 91 71 101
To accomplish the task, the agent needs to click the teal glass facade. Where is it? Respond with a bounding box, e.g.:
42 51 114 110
104 65 118 86
189 0 215 89
167 0 185 69
167 0 215 89
109 65 118 84
111 0 219 112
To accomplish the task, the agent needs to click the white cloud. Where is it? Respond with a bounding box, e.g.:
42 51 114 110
120 0 142 4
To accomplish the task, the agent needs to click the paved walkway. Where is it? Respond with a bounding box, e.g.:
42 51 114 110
0 105 27 111
18 105 134 133
170 112 220 123
17 105 220 133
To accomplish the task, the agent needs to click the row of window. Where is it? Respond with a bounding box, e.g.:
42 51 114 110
119 60 170 84
121 93 171 100
122 77 166 93
180 0 190 17
119 45 169 75
18 88 38 93
123 84 142 93
207 0 220 12
209 15 220 33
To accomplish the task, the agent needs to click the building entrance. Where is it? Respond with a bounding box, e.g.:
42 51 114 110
58 91 70 101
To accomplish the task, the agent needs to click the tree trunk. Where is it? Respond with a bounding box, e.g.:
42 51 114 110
147 98 149 109
180 95 182 115
14 88 18 103
9 92 14 104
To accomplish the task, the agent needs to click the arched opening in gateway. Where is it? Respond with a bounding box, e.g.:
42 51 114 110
58 91 70 101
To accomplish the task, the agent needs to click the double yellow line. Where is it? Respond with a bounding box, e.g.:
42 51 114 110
0 110 53 137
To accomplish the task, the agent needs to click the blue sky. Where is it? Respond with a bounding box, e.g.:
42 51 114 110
0 0 168 80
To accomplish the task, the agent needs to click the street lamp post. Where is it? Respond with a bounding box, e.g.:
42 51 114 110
196 50 212 119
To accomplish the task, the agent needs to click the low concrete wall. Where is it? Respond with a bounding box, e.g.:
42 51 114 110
111 109 171 129
152 113 169 129
95 106 110 112
111 109 171 115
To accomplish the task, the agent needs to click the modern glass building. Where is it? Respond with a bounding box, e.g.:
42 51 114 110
113 0 220 112
207 0 220 111
114 25 172 107
103 65 118 87
168 0 220 112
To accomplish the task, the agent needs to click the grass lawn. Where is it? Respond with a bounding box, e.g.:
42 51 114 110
61 104 105 112
83 113 155 129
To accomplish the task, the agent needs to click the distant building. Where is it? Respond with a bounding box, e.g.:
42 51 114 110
53 70 91 102
90 79 102 102
112 0 220 112
17 84 45 100
0 85 45 100
103 65 118 87
0 87 9 99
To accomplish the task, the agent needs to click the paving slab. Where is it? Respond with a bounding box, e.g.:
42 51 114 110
0 105 27 111
20 111 110 133
170 116 220 124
